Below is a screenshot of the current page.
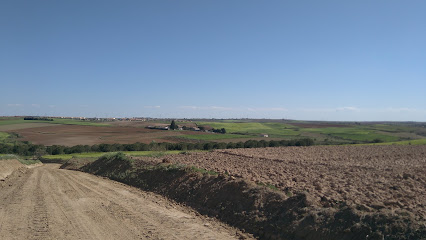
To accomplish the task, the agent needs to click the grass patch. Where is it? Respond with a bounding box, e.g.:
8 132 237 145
301 127 400 142
0 154 41 165
0 154 20 160
18 159 42 165
256 182 279 191
196 121 424 143
179 133 251 141
196 122 300 138
0 132 10 142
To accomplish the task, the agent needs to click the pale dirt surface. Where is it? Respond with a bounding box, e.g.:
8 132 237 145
0 164 247 240
164 145 426 222
0 159 25 180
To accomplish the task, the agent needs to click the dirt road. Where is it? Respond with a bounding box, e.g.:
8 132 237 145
0 164 244 240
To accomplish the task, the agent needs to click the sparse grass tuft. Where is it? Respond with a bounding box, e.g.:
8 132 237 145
0 154 41 165
257 182 279 191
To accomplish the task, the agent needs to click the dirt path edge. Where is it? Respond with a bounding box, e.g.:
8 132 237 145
61 156 426 240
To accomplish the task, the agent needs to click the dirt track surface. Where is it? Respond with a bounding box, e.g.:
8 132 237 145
164 145 426 221
0 164 243 240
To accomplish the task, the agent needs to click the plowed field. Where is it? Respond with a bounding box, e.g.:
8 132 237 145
7 125 206 146
164 145 426 221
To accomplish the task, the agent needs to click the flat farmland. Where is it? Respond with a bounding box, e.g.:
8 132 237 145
0 122 59 131
7 125 210 146
197 120 426 143
164 145 426 222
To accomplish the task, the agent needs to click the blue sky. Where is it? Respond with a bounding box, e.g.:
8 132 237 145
1 0 425 121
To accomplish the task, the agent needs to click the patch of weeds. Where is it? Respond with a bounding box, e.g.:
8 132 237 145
0 154 20 160
0 154 41 165
257 182 279 191
18 159 42 165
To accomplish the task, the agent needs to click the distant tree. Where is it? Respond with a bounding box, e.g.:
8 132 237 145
170 120 178 130
235 142 244 148
221 128 226 134
226 142 236 149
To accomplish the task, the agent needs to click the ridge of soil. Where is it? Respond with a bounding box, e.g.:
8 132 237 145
62 153 426 240
0 159 26 181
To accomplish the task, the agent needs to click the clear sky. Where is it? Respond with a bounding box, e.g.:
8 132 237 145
1 0 425 121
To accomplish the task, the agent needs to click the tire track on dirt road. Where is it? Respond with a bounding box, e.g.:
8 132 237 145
0 164 248 240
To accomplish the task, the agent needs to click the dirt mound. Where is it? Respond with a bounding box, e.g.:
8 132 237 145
0 159 25 180
63 154 425 239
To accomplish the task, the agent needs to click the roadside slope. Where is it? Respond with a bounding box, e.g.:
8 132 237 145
0 164 245 240
0 159 26 180
68 152 425 240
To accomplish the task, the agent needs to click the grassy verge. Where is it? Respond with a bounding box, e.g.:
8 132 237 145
0 154 41 165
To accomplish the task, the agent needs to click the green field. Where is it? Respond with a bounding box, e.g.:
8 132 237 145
197 120 426 144
196 122 300 138
301 127 400 142
42 150 190 160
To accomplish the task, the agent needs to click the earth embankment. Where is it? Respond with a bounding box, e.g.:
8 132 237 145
0 159 26 180
66 150 425 240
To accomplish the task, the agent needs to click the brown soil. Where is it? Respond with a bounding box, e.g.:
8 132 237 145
68 154 425 239
8 125 207 146
0 123 57 131
163 145 426 222
0 164 247 240
0 159 26 180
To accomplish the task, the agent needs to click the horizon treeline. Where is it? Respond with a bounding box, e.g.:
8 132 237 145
0 138 314 156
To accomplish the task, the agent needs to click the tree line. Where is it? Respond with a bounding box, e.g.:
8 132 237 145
0 138 314 156
24 117 54 121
